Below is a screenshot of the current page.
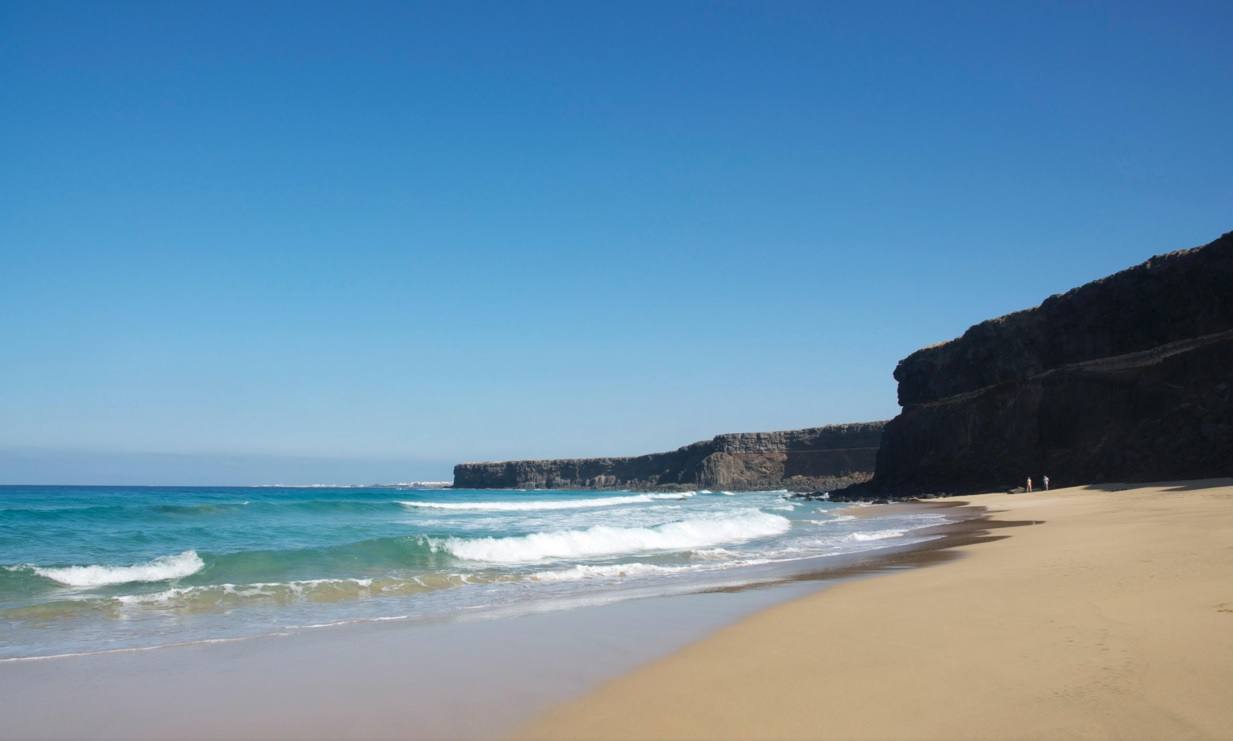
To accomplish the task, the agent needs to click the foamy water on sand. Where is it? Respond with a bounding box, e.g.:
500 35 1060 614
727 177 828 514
0 485 948 660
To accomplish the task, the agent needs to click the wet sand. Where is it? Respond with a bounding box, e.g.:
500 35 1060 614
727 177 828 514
0 581 828 740
521 481 1233 740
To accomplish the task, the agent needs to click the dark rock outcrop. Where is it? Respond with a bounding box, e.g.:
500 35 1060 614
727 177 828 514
870 231 1233 496
453 422 885 491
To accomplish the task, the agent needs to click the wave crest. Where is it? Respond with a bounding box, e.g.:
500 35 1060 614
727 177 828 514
432 509 790 563
31 551 205 587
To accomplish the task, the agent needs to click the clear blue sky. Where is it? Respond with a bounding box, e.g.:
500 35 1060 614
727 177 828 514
2 1 1230 484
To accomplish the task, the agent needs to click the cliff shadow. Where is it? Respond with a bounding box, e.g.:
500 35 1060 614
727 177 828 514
1087 478 1233 493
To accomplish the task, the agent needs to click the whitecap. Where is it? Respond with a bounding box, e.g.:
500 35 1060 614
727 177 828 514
32 551 204 587
433 509 790 563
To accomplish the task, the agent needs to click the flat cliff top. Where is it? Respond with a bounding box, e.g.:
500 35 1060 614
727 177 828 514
456 421 887 466
895 230 1233 405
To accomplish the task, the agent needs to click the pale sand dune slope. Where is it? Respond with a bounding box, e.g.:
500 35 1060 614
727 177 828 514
520 482 1233 740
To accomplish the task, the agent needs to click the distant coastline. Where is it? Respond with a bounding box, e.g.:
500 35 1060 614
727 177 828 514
453 422 885 492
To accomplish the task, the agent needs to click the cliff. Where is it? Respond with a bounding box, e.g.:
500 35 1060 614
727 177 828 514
453 422 885 491
870 230 1233 495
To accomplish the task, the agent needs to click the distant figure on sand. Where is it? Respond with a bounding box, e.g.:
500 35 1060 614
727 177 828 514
1026 477 1034 493
1044 475 1051 491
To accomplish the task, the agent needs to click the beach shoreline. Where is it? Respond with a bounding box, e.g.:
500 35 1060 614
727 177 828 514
0 499 972 740
520 481 1233 740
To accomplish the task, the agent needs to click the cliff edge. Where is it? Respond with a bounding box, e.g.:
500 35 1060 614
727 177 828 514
453 422 885 491
870 230 1233 495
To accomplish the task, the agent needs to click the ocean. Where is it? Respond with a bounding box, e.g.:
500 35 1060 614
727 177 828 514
0 485 949 661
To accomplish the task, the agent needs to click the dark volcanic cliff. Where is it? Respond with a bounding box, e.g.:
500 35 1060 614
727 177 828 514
870 231 1233 495
453 422 885 491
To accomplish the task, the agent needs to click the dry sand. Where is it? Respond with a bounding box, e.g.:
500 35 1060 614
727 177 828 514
520 481 1233 740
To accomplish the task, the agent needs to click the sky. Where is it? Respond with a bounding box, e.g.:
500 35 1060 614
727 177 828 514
2 1 1231 484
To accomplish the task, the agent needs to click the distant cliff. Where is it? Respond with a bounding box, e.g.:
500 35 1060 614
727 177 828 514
453 422 886 491
869 231 1233 495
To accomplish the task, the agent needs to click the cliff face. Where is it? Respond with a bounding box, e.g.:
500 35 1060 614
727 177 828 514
871 231 1233 495
453 422 885 491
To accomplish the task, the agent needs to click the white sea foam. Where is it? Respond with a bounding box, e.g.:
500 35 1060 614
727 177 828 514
115 578 382 605
116 586 212 606
806 515 857 525
530 562 691 582
691 547 739 560
401 492 691 512
434 509 790 563
110 575 473 608
847 528 907 541
32 551 204 587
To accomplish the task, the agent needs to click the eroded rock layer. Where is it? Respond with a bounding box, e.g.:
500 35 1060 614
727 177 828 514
871 231 1233 495
453 423 885 491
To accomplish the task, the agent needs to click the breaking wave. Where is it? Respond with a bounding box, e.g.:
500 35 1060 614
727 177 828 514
432 509 790 563
28 551 205 587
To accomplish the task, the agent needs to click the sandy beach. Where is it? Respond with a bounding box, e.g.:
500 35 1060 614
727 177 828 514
521 481 1233 740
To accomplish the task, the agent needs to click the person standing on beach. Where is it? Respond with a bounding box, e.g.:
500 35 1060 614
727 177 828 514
1044 475 1050 491
1026 476 1034 493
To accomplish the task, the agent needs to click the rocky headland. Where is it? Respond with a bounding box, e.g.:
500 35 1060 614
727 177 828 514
453 422 885 491
866 230 1233 496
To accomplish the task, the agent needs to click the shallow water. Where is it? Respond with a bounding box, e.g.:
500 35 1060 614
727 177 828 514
0 485 949 660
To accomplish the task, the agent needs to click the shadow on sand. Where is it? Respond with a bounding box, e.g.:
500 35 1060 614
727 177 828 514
1087 478 1233 493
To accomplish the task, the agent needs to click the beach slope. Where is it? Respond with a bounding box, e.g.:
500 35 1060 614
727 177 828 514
520 482 1233 740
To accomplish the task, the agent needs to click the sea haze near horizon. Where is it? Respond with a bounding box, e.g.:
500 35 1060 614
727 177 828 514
0 448 454 487
0 485 950 661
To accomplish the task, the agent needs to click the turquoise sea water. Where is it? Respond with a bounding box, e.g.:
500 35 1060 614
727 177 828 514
0 485 949 660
